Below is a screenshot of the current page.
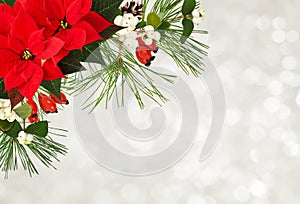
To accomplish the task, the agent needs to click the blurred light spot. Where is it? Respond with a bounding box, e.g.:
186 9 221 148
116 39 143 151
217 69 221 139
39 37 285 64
286 30 299 43
256 16 271 30
120 184 141 203
282 56 298 70
263 97 280 112
250 180 267 198
269 127 284 142
234 186 250 202
283 142 300 157
226 108 242 126
272 17 286 29
275 105 291 120
250 149 259 162
267 80 283 95
93 190 112 204
272 30 286 43
188 195 206 204
296 90 300 106
248 127 266 142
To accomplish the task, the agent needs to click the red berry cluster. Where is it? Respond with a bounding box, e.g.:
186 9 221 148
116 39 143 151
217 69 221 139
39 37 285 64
26 92 69 124
136 37 158 67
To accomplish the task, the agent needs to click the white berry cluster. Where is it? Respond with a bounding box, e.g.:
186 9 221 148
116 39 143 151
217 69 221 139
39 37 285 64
17 131 34 145
192 9 205 26
117 25 161 50
114 13 139 36
0 99 16 122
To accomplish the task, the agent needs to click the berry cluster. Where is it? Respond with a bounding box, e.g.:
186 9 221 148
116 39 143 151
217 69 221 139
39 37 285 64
0 99 16 122
114 13 140 36
26 92 69 124
17 131 34 145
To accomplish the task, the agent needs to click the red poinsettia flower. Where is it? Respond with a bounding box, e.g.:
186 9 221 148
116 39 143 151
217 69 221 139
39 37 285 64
0 7 65 98
18 0 113 53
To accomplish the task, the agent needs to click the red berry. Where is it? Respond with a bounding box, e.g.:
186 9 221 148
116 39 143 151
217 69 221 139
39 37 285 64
50 92 69 105
27 99 39 124
38 93 58 114
136 46 152 66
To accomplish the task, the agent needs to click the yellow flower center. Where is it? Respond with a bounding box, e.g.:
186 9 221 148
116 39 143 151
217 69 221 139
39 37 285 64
22 49 33 61
60 20 69 29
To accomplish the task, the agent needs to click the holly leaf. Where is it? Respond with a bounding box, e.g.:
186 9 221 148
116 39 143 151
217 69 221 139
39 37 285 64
25 121 48 137
4 120 22 138
0 120 14 132
136 21 147 29
8 88 24 109
14 103 32 119
180 18 194 43
0 79 8 99
59 53 84 75
41 79 61 100
92 0 123 21
147 13 161 28
0 0 16 6
182 0 196 16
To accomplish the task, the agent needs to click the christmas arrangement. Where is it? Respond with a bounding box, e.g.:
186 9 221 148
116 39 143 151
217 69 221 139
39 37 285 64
0 0 207 177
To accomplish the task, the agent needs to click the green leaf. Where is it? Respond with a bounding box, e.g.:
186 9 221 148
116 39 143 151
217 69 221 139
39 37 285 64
26 121 48 137
136 21 147 29
157 21 171 30
180 18 194 43
100 25 123 40
182 0 196 16
41 79 61 100
59 53 84 75
0 0 16 6
0 79 8 99
147 12 161 28
92 0 123 22
72 41 105 64
0 120 14 132
4 120 22 138
14 103 32 119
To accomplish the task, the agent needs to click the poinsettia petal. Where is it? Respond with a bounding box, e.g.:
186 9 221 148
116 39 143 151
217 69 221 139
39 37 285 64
11 8 38 47
42 59 65 80
17 0 49 27
66 0 92 25
18 61 43 98
56 28 86 50
0 12 14 34
0 49 20 77
54 48 70 63
44 0 64 21
4 61 29 90
0 35 8 48
28 29 46 55
82 11 113 34
73 21 100 45
0 3 15 15
37 37 65 59
8 36 24 53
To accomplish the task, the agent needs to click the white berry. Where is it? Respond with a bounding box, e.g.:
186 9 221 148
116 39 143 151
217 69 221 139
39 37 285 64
6 111 16 122
144 38 153 46
114 15 123 26
144 25 155 32
153 31 161 41
0 112 5 120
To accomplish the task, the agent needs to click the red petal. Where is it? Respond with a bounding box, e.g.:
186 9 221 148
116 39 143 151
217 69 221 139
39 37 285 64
0 35 9 48
73 21 100 45
44 0 64 21
42 59 65 80
17 0 48 26
8 37 24 53
28 29 46 55
56 28 86 50
0 4 15 15
0 12 14 35
66 0 92 25
4 61 29 90
11 8 38 47
18 61 43 99
0 49 20 77
37 37 65 59
54 48 70 63
82 11 113 34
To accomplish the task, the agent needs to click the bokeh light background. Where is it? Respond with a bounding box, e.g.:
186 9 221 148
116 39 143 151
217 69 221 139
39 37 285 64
1 0 300 203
